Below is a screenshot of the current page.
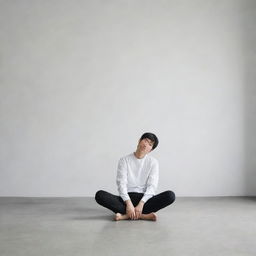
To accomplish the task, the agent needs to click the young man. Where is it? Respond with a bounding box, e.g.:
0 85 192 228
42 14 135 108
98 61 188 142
95 132 175 221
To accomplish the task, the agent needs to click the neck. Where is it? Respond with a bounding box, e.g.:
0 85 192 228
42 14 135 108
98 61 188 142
134 150 147 159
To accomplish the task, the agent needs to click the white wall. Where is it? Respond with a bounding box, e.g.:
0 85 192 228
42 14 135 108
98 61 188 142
242 0 256 196
0 0 255 197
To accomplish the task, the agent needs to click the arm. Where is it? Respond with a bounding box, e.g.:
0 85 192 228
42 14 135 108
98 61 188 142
116 158 130 202
116 158 136 219
141 160 159 203
135 160 159 218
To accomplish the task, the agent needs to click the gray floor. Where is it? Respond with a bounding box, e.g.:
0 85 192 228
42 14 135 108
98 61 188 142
0 197 256 256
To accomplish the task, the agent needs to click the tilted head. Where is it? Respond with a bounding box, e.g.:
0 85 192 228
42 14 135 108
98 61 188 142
139 132 159 151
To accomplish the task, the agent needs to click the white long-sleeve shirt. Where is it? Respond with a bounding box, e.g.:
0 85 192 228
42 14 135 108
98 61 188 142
116 152 159 203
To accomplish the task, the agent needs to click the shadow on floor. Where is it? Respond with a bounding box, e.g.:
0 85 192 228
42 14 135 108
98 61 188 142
71 215 114 221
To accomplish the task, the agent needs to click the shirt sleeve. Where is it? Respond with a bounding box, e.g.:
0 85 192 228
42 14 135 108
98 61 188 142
116 158 130 202
141 160 159 203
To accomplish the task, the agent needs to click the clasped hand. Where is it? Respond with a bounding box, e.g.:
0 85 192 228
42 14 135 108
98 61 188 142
126 200 144 220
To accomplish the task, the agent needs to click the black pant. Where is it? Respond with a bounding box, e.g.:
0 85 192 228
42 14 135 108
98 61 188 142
95 190 175 214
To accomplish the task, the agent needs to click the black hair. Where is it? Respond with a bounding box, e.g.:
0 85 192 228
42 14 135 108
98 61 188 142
139 132 159 150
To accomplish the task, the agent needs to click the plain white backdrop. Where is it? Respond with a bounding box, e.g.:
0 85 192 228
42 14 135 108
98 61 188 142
0 0 255 197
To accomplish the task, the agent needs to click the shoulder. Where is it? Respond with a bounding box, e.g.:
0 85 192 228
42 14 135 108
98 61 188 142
118 153 134 163
146 155 159 166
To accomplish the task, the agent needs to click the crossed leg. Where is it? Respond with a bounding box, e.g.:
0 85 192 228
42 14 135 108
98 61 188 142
95 190 175 221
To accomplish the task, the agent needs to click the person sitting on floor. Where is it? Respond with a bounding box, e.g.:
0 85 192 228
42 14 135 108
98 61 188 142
95 132 175 221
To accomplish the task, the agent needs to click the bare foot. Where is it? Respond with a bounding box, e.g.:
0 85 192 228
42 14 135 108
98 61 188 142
114 213 122 221
140 212 157 221
114 213 129 221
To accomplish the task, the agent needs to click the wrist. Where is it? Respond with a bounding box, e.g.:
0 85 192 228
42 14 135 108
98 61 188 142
125 199 132 206
139 200 145 205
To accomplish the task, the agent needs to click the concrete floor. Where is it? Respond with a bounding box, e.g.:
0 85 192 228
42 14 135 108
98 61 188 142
0 197 256 256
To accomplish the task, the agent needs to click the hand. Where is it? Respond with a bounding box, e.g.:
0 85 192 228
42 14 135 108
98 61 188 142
125 200 136 220
134 201 144 219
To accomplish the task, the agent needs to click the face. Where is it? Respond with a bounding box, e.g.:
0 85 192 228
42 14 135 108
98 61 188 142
137 138 154 154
